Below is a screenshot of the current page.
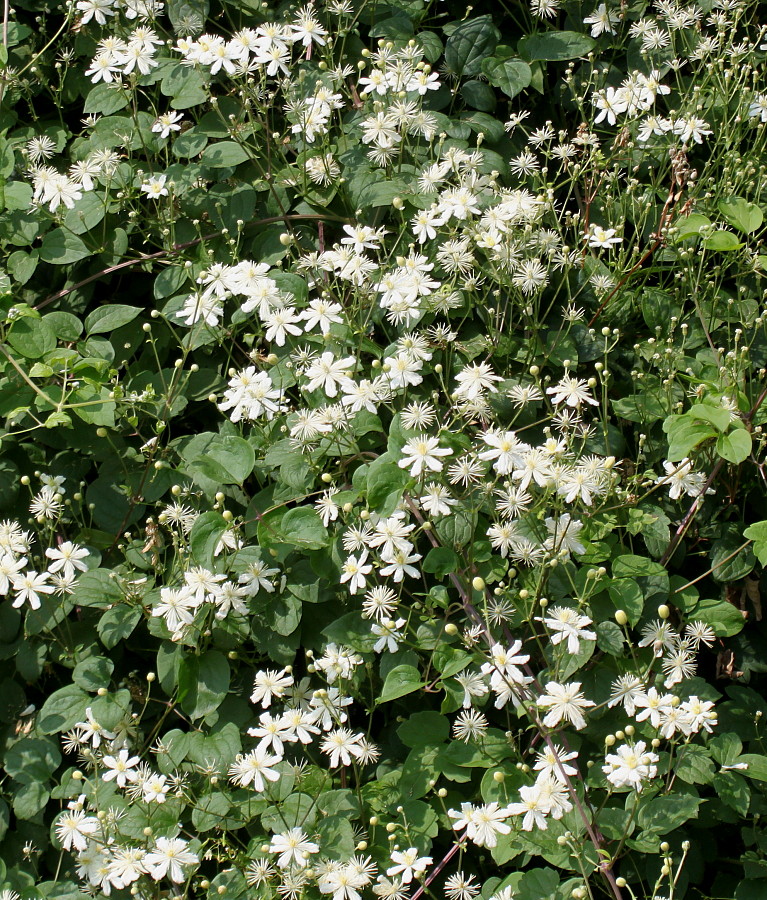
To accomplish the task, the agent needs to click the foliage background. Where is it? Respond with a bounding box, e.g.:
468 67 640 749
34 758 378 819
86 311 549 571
2 0 767 899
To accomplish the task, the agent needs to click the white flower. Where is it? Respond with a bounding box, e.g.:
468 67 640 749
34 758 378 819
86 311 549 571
140 174 169 198
107 847 148 888
371 618 406 653
658 458 713 500
45 541 89 580
321 727 365 767
633 687 674 728
398 435 452 477
304 352 356 397
142 773 169 803
540 606 597 654
448 802 512 848
603 741 659 789
152 586 198 638
340 551 373 595
417 483 457 517
228 747 282 791
238 558 279 595
144 837 199 883
537 681 595 730
587 224 622 248
151 111 184 139
55 810 100 851
270 828 320 869
219 368 286 422
672 116 711 144
301 298 344 332
11 570 54 610
101 748 140 788
546 376 598 408
584 2 617 36
454 362 502 401
76 0 117 24
386 848 432 884
251 668 294 708
507 783 550 831
533 743 579 781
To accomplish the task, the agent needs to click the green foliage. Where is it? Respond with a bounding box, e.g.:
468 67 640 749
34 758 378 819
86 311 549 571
0 1 767 900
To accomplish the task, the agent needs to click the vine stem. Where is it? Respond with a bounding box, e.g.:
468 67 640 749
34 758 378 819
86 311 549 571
410 840 461 900
405 499 624 900
660 380 767 567
35 213 347 312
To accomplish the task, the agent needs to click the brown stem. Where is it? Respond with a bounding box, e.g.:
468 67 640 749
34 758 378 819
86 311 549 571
36 213 346 312
588 182 680 328
410 841 461 900
404 498 624 900
659 381 767 566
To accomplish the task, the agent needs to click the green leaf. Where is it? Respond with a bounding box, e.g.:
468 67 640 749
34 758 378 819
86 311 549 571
178 650 230 720
315 815 356 858
701 229 742 251
37 684 89 734
6 316 56 359
322 611 377 653
365 457 408 510
39 228 91 265
709 732 743 766
398 711 450 747
173 128 209 158
184 432 255 486
13 781 49 819
516 868 559 900
518 31 595 61
719 197 764 235
74 569 121 609
192 791 232 831
713 771 750 816
663 412 717 461
672 213 712 241
595 620 624 655
709 525 755 583
445 15 500 77
202 141 250 168
745 520 767 565
716 428 752 464
83 83 130 115
688 402 732 433
736 754 767 782
0 798 8 841
673 745 715 785
636 794 701 834
63 192 107 236
161 63 209 109
433 645 473 677
275 507 328 549
190 511 229 568
461 80 497 111
379 665 424 703
72 656 114 692
422 547 459 578
85 304 142 334
97 605 142 649
483 58 531 98
4 737 61 784
70 385 116 427
688 598 745 637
